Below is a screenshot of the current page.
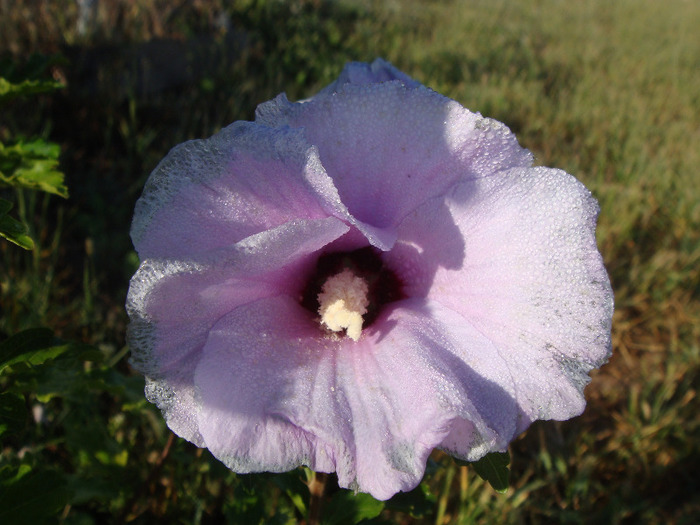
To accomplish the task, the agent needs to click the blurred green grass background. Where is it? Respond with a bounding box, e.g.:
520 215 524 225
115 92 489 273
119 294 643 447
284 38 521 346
1 0 699 523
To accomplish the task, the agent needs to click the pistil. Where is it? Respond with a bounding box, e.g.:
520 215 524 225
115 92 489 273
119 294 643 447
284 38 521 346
317 269 369 341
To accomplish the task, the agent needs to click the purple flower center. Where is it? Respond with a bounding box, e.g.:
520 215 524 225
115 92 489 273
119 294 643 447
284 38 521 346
301 247 405 339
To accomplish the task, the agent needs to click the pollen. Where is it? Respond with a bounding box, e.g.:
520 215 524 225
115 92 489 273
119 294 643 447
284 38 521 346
317 269 370 341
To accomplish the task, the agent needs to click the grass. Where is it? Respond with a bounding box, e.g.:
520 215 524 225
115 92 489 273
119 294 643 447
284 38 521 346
1 0 699 523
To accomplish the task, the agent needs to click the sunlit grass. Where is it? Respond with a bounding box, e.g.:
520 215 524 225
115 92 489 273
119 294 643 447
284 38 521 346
1 0 699 523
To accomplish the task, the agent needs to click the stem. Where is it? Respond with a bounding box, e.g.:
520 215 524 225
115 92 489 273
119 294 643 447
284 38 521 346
458 465 469 524
307 471 328 525
435 462 456 525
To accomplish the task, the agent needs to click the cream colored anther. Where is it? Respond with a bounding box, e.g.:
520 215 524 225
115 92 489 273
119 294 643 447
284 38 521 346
317 269 369 341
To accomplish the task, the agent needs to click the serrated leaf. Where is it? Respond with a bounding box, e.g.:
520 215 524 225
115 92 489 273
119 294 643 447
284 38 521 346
0 140 67 198
0 328 71 372
0 392 26 438
0 202 34 249
321 491 385 525
469 451 510 493
14 160 66 196
12 140 60 158
0 77 64 103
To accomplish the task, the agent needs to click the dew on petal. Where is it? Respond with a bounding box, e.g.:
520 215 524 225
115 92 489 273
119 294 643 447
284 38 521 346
127 58 613 501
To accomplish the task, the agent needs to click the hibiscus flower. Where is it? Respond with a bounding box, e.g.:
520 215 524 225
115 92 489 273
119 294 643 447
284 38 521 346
127 59 613 500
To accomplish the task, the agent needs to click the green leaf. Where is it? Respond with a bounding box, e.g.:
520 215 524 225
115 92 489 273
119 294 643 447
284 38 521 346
0 77 63 104
321 491 385 525
66 473 127 506
384 482 435 518
0 140 68 197
272 470 309 515
0 198 34 249
0 328 72 373
11 139 61 158
0 467 71 525
0 53 61 78
466 451 511 493
0 392 26 438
